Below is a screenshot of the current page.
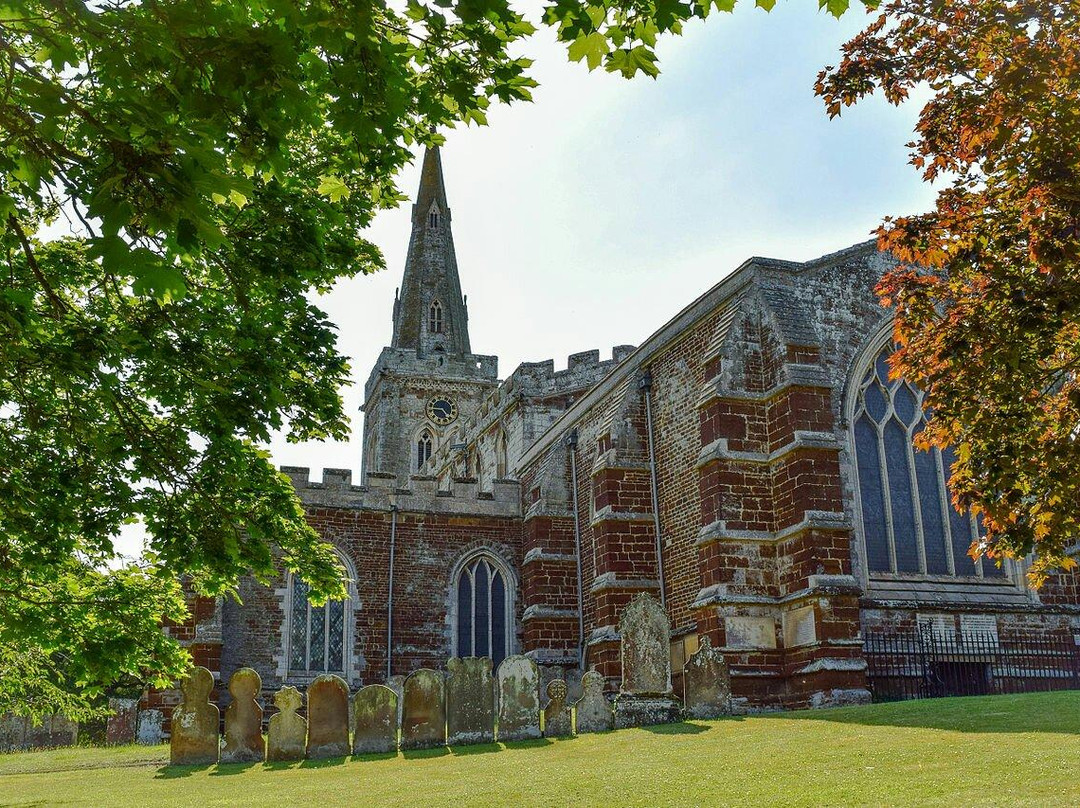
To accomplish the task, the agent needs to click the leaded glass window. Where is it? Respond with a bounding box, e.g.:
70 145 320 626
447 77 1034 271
417 429 433 471
454 556 510 668
289 576 348 674
853 345 1005 579
429 299 443 333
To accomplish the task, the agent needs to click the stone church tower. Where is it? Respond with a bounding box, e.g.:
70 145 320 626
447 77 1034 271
361 147 498 481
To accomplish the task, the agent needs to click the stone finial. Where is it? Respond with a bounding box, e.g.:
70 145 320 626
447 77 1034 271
306 674 350 759
542 680 573 738
574 670 613 734
353 685 399 755
401 669 446 750
169 666 220 766
683 636 732 719
446 657 495 746
221 668 264 763
495 655 541 742
267 686 307 762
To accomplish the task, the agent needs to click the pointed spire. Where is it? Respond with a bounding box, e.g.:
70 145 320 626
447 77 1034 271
414 146 449 221
391 146 472 357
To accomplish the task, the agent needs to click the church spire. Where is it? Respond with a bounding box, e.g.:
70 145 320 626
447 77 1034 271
391 146 472 357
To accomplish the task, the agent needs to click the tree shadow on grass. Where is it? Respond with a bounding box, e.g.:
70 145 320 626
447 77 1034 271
401 746 451 760
298 755 347 768
500 738 553 751
209 761 259 776
641 722 710 735
768 691 1080 735
449 742 500 756
154 763 213 779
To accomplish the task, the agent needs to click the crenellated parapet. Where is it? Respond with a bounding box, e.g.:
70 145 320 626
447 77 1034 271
280 467 520 517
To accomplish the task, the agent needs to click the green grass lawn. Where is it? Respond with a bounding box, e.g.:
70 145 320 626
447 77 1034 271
2 691 1078 807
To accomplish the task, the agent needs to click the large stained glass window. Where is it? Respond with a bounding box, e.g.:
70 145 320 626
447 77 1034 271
289 575 348 674
454 555 511 668
853 345 1005 579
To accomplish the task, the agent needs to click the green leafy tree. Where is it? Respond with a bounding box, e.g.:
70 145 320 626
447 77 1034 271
817 0 1080 584
0 0 878 719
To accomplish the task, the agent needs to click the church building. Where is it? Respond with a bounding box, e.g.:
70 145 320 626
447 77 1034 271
181 148 1079 713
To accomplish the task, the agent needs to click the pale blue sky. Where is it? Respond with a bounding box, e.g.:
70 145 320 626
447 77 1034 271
267 1 936 477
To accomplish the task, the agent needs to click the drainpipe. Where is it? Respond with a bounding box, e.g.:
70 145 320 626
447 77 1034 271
566 429 585 670
386 500 398 681
639 370 667 608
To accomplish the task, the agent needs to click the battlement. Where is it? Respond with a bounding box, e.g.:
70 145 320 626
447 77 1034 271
363 346 499 403
280 466 520 517
506 345 635 400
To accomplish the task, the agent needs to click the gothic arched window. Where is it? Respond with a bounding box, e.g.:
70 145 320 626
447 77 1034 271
852 343 1005 579
453 554 512 668
287 558 353 676
429 300 443 334
417 428 433 470
430 211 439 229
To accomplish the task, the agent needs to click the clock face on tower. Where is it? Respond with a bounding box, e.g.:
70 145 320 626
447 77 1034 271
427 396 458 426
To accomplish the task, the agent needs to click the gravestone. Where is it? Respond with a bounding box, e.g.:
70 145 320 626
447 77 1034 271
614 593 680 728
306 674 350 759
169 666 220 766
387 674 406 727
106 698 138 745
574 670 614 733
401 669 446 750
542 680 573 738
495 655 541 742
683 636 732 719
266 686 307 762
221 667 265 763
136 709 165 745
353 684 398 755
446 657 494 745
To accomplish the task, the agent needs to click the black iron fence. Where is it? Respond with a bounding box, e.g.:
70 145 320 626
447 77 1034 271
864 625 1080 702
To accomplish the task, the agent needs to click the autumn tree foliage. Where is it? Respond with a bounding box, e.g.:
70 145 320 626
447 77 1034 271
817 0 1080 583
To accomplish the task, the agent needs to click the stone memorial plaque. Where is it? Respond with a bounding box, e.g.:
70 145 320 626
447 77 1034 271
446 657 494 745
267 686 307 762
221 667 265 763
573 670 613 733
353 684 398 755
683 636 731 719
169 666 220 766
495 655 541 742
542 680 573 738
401 669 446 750
306 674 350 759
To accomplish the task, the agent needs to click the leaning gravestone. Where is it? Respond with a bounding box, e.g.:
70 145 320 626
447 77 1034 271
306 674 350 759
542 680 573 738
106 698 138 746
574 670 614 733
266 686 307 762
446 657 495 745
401 669 446 750
614 593 680 728
353 684 398 755
221 667 264 763
683 636 731 719
496 655 541 742
170 666 220 766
